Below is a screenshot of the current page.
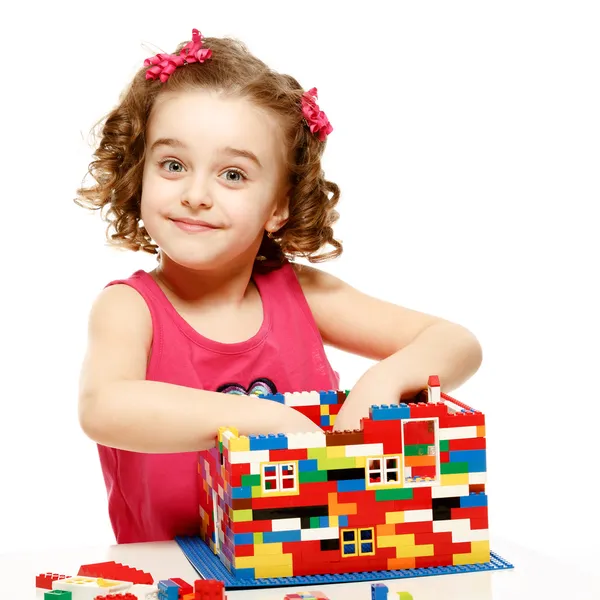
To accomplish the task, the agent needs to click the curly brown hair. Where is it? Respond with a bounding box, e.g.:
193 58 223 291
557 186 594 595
75 33 343 272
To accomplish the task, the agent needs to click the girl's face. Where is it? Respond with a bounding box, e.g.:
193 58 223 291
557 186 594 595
141 89 290 271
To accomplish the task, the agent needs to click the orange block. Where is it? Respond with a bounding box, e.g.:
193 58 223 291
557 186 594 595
388 557 416 570
328 492 357 516
404 455 437 467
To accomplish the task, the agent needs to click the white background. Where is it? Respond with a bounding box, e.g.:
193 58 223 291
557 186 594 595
1 0 599 576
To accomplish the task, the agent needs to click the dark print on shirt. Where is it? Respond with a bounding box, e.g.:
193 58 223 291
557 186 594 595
216 377 278 397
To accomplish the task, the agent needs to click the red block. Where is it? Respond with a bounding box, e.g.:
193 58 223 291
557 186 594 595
77 561 153 584
269 448 308 461
35 573 70 590
448 437 486 451
194 578 226 600
169 577 193 594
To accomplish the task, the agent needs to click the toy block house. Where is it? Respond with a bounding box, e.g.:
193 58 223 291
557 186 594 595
198 376 489 579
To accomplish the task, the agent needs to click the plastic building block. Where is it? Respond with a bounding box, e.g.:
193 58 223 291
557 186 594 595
372 583 388 600
158 579 179 600
94 594 137 600
78 561 154 584
37 573 71 589
123 584 159 599
397 593 413 600
52 576 132 600
194 579 226 600
45 592 72 599
189 375 511 583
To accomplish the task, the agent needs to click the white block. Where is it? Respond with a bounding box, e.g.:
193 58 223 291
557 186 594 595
250 461 261 475
285 390 321 407
344 443 384 457
271 518 302 531
128 583 159 599
287 431 327 449
229 449 270 464
439 425 478 440
469 472 487 484
432 484 470 498
432 518 471 535
453 528 490 543
404 509 433 523
53 576 132 600
300 526 339 541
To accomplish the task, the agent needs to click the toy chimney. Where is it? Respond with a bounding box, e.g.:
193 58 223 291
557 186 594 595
427 375 441 403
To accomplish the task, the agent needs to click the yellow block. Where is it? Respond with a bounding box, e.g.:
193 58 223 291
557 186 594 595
235 553 292 569
254 543 283 556
218 426 238 443
354 456 365 468
228 436 250 452
330 414 337 425
330 515 339 527
453 540 490 565
396 544 434 558
377 534 415 549
320 405 330 415
385 511 405 525
441 473 469 486
325 445 346 458
232 509 253 522
254 563 294 578
253 532 263 544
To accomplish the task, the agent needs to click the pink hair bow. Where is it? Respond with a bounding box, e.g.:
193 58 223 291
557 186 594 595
144 29 212 83
301 88 333 141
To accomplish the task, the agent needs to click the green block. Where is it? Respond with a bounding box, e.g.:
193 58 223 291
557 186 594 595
45 592 72 599
300 470 328 483
307 447 328 460
310 516 321 528
375 488 414 501
253 532 263 543
404 444 431 456
397 593 414 600
241 474 261 487
319 457 357 470
439 440 449 452
441 461 470 474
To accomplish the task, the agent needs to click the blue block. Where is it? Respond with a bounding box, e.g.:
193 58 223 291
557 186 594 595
260 393 285 404
234 532 255 545
337 478 366 492
449 449 486 472
263 529 302 543
372 582 389 600
460 492 488 507
320 390 338 405
320 415 331 426
248 433 288 451
235 567 256 579
319 516 329 527
370 404 411 421
338 515 349 527
231 486 252 499
299 459 318 472
158 579 179 600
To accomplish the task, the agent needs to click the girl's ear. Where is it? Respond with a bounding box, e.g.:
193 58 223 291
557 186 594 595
267 196 290 232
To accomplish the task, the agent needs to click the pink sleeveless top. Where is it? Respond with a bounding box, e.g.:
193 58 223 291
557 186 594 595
98 260 340 543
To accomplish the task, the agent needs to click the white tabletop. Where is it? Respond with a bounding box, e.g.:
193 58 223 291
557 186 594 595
2 536 598 600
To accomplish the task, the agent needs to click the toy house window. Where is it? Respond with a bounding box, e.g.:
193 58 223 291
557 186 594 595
261 462 298 494
340 528 375 557
366 455 401 487
401 417 440 486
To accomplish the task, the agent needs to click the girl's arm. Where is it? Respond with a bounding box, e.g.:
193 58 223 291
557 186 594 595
78 285 321 453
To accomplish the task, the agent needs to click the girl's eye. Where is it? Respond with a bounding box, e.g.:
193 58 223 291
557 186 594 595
159 159 184 173
221 168 247 183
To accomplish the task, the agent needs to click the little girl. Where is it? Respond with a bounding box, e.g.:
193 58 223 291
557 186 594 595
75 28 482 544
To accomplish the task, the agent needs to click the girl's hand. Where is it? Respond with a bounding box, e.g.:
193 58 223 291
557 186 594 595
332 367 404 432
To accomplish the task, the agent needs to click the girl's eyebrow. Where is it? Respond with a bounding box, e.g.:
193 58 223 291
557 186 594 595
149 138 262 169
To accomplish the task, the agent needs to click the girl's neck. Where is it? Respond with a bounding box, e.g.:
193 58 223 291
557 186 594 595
152 254 256 309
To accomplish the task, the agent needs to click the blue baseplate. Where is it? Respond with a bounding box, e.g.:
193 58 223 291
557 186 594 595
175 536 514 590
